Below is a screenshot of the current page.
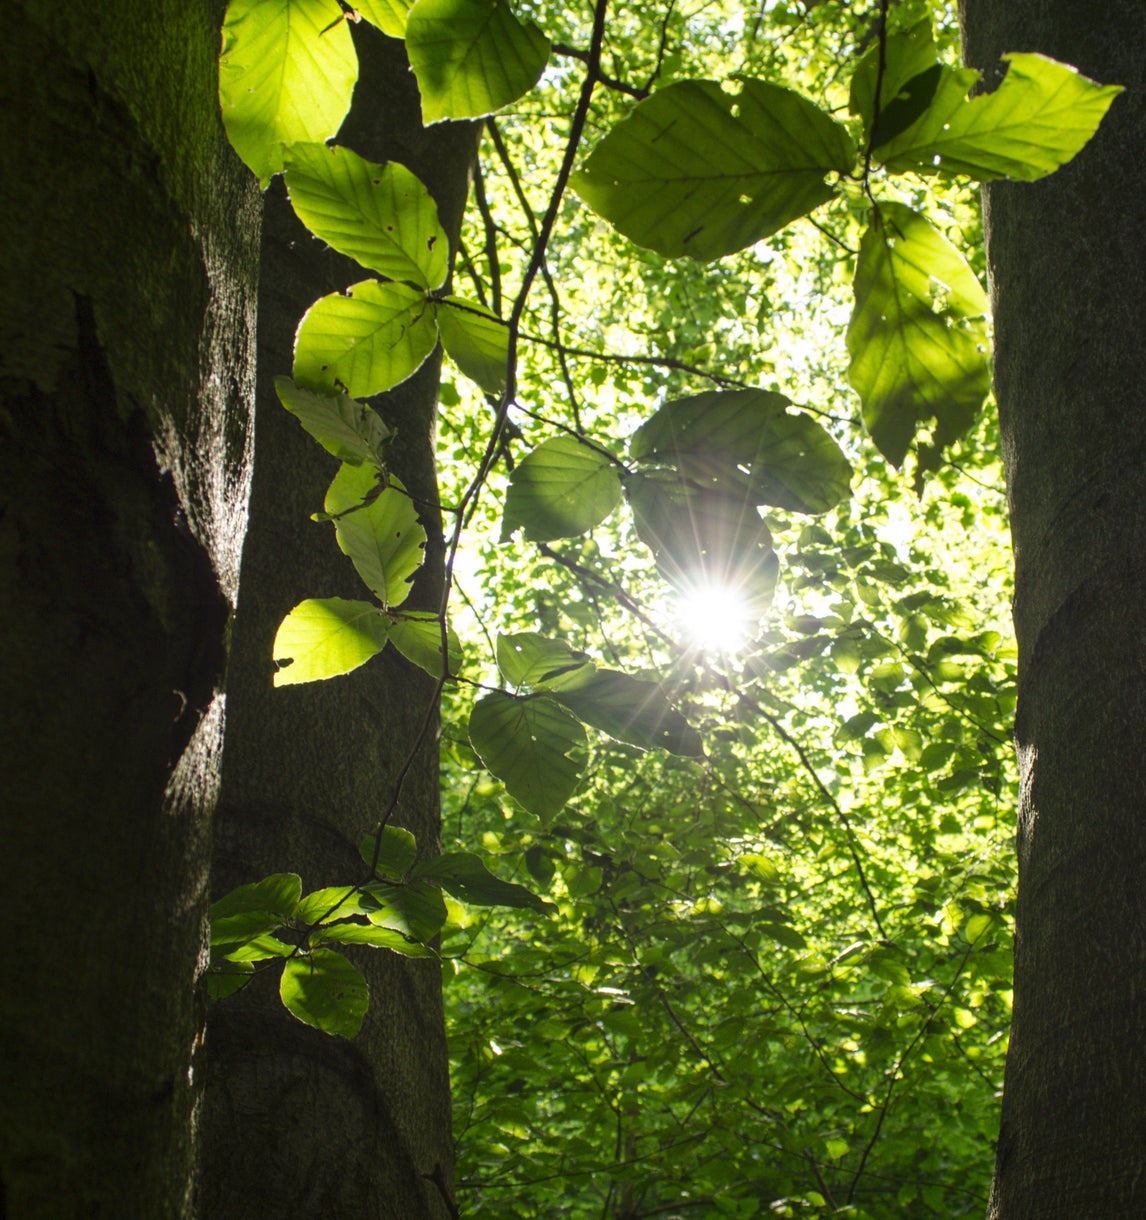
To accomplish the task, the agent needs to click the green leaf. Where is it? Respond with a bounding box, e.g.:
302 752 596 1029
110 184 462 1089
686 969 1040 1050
413 851 549 912
435 297 510 393
283 144 449 288
739 853 781 884
874 54 1123 182
358 826 418 879
469 691 586 821
295 886 372 924
273 597 391 684
210 873 303 945
363 881 448 940
322 458 384 516
496 632 594 691
219 0 357 185
387 612 463 678
275 376 392 466
502 437 623 542
627 473 779 607
406 0 551 124
758 921 808 951
849 18 940 143
207 961 254 1001
553 670 703 757
630 389 851 514
846 203 990 467
355 0 413 37
221 933 296 963
963 912 995 943
311 922 438 955
293 280 438 397
571 78 855 261
280 949 369 1038
328 470 426 608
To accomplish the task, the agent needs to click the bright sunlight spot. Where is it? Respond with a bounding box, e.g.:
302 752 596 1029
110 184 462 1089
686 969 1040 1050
676 584 757 654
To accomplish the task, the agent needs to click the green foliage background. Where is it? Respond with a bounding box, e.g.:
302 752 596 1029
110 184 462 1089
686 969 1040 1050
437 5 1015 1214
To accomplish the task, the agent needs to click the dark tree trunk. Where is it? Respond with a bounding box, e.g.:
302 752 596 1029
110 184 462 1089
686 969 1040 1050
199 28 478 1219
0 2 259 1215
960 4 1146 1215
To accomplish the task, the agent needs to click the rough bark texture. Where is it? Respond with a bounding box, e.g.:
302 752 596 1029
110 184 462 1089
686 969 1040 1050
199 28 478 1219
0 2 259 1216
960 4 1146 1215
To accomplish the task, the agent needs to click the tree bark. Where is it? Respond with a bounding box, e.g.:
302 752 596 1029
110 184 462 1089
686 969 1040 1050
0 2 259 1216
199 27 478 1219
960 5 1146 1215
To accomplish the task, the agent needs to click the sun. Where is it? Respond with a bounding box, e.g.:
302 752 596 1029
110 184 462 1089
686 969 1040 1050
676 583 758 655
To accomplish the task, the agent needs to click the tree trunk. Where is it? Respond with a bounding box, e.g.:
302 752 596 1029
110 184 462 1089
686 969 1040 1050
199 27 478 1219
0 2 259 1216
960 5 1146 1215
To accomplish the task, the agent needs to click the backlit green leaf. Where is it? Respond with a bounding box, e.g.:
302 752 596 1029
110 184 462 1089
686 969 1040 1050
295 886 372 924
758 921 808 950
847 203 990 467
323 459 385 516
496 632 594 691
630 389 851 514
435 297 510 393
414 851 549 912
210 873 303 945
363 881 448 940
849 18 940 143
207 961 254 1001
358 826 418 879
275 376 392 466
502 437 623 541
387 612 463 678
572 79 855 261
874 54 1123 182
469 691 586 821
406 0 550 123
280 949 369 1037
311 922 438 955
628 473 779 607
293 279 438 397
221 933 296 963
219 0 356 185
272 598 391 684
553 670 703 757
329 471 426 608
284 144 448 288
355 0 413 37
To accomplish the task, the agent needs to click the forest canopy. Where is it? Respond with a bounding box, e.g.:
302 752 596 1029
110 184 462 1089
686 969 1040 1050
209 1 1119 1214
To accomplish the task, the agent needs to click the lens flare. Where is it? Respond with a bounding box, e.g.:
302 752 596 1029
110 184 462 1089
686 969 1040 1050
677 584 757 654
